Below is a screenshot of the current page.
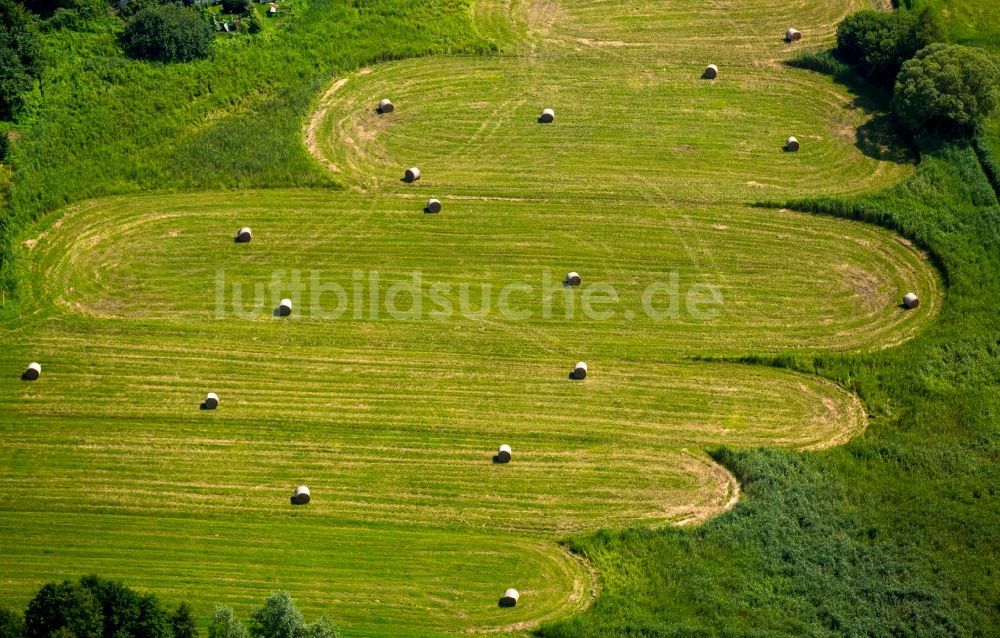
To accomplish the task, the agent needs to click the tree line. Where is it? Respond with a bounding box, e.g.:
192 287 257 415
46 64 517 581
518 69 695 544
0 577 337 638
835 7 999 136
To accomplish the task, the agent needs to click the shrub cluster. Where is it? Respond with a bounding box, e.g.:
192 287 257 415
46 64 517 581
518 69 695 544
830 7 1000 134
0 0 42 119
121 4 213 62
835 9 929 84
893 43 1000 134
0 579 338 638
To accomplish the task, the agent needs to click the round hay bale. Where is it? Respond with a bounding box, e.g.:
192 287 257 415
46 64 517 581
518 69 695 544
404 167 421 182
23 362 41 381
703 64 718 79
786 28 801 41
500 588 520 608
236 227 252 243
572 361 588 380
565 271 582 287
903 292 920 309
204 392 219 410
539 108 555 123
426 198 442 214
785 136 800 152
378 99 394 114
291 485 311 505
278 298 292 317
497 444 512 464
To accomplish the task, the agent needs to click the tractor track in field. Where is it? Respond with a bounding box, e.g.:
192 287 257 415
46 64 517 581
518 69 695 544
0 0 944 634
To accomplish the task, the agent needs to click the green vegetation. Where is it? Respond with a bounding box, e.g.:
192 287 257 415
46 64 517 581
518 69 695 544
0 0 489 300
20 575 186 638
171 604 197 638
8 580 338 638
249 592 336 638
893 43 1000 133
0 0 42 119
209 607 248 638
834 9 929 84
0 0 998 636
121 4 214 63
540 136 1000 638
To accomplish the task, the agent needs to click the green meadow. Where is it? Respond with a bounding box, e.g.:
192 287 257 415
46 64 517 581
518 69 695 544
2 0 996 636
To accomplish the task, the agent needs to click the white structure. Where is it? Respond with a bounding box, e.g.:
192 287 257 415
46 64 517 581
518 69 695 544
565 271 582 287
539 108 555 123
903 292 920 309
278 298 293 316
204 392 219 410
236 227 252 243
500 588 520 607
704 64 719 79
426 198 442 213
786 28 802 41
786 136 800 152
572 361 588 380
291 485 311 505
405 167 421 182
23 362 41 381
378 99 394 114
497 444 512 463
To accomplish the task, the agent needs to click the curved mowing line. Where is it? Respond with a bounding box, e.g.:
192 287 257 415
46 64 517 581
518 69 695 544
31 191 938 356
0 512 593 636
0 338 864 533
0 0 943 634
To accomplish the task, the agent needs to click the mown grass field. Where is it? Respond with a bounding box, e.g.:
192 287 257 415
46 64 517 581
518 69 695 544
0 0 947 636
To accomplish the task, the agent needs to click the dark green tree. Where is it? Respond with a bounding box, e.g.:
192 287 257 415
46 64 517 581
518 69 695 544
17 0 73 17
24 581 102 638
79 575 142 638
71 575 170 638
220 0 249 15
121 4 213 63
893 43 1000 133
0 0 42 119
835 9 936 84
171 603 197 638
0 606 26 638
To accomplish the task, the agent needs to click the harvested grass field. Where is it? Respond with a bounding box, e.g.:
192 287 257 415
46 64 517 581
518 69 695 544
0 0 941 635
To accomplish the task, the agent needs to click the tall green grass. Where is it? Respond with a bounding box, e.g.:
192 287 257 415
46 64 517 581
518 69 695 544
0 0 494 302
538 135 1000 638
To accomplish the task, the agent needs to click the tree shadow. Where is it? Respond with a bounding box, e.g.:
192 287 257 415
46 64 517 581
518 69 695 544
782 57 917 165
855 113 915 164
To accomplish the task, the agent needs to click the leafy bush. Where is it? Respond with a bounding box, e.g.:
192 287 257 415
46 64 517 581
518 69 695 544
208 606 248 638
21 576 175 638
80 575 172 638
171 603 197 638
893 43 1000 133
121 4 213 62
249 592 306 638
835 9 923 84
24 581 103 638
0 0 42 119
0 606 26 638
248 592 337 638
